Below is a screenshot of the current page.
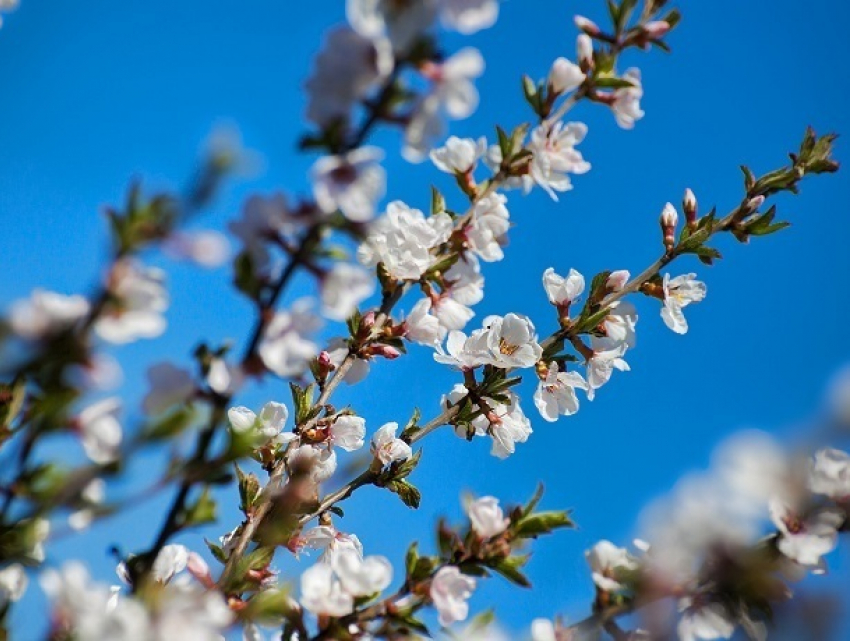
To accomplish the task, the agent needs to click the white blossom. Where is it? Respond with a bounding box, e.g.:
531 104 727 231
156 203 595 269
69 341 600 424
228 401 289 445
347 0 435 53
332 548 393 597
467 496 509 539
141 362 195 415
68 478 105 531
151 545 189 584
604 301 638 348
331 415 366 451
488 393 532 459
95 260 168 344
576 34 594 67
206 357 244 396
542 267 584 307
258 300 321 377
430 566 476 627
480 313 543 369
322 263 376 321
77 397 122 464
465 193 510 262
809 447 850 499
548 57 585 94
163 230 230 267
287 444 339 482
327 338 372 385
606 269 630 292
611 68 645 129
312 146 386 222
430 257 484 332
434 329 489 370
404 48 484 161
371 422 412 466
228 193 294 271
430 136 487 174
586 336 630 399
0 564 27 607
528 121 591 200
661 273 707 334
677 599 737 641
300 562 354 617
585 540 639 592
769 498 844 569
404 298 447 346
531 619 557 641
305 25 393 127
357 201 453 280
8 289 90 339
534 361 588 422
436 0 498 34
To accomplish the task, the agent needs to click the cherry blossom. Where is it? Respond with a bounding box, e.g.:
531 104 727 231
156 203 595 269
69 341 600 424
604 301 638 348
585 540 639 592
548 57 585 95
769 498 844 569
611 68 645 129
430 136 487 174
465 193 510 262
68 478 105 531
488 393 533 459
809 447 850 499
467 496 509 539
228 193 296 271
162 230 230 267
330 415 367 451
287 444 338 482
312 146 386 222
357 201 453 280
430 565 476 627
436 0 499 34
346 0 435 53
480 313 543 369
0 564 27 607
542 267 584 308
77 397 122 464
661 273 707 334
141 362 195 415
528 121 591 200
301 562 354 616
404 48 485 161
258 300 321 377
305 25 393 127
8 289 90 339
95 260 168 344
677 599 737 641
332 548 393 596
371 422 412 466
321 263 376 321
586 337 630 399
228 401 289 445
434 329 489 370
534 361 588 422
404 298 447 346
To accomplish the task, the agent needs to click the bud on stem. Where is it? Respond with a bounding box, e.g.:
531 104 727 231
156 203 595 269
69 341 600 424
683 188 697 230
659 202 678 252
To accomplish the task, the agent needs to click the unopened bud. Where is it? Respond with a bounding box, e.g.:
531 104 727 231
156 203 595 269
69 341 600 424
606 270 631 292
548 57 585 95
660 202 678 251
574 15 601 36
369 344 401 360
576 34 594 71
682 188 697 229
643 20 670 39
360 311 376 330
746 195 765 212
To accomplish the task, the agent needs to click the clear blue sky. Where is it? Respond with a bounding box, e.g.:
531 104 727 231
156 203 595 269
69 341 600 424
1 1 849 638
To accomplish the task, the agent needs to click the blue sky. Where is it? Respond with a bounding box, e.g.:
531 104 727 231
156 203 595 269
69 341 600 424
1 0 849 638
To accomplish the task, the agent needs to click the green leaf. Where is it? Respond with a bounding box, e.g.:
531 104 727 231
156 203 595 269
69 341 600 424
205 539 228 564
386 479 421 508
236 465 261 514
593 76 635 89
431 186 446 216
513 510 574 538
521 483 545 518
490 555 531 587
0 378 26 429
181 487 217 528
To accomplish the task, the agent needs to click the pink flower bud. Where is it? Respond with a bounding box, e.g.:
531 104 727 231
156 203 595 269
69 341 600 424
747 195 765 211
643 20 670 39
660 202 678 228
576 34 594 69
370 344 401 360
317 351 332 368
682 188 698 229
360 311 376 329
606 270 630 292
574 15 601 36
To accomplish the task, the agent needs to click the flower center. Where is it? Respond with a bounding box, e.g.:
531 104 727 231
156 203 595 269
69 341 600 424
499 338 520 356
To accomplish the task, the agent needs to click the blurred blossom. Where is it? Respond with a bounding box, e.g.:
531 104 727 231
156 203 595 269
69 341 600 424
163 231 230 268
